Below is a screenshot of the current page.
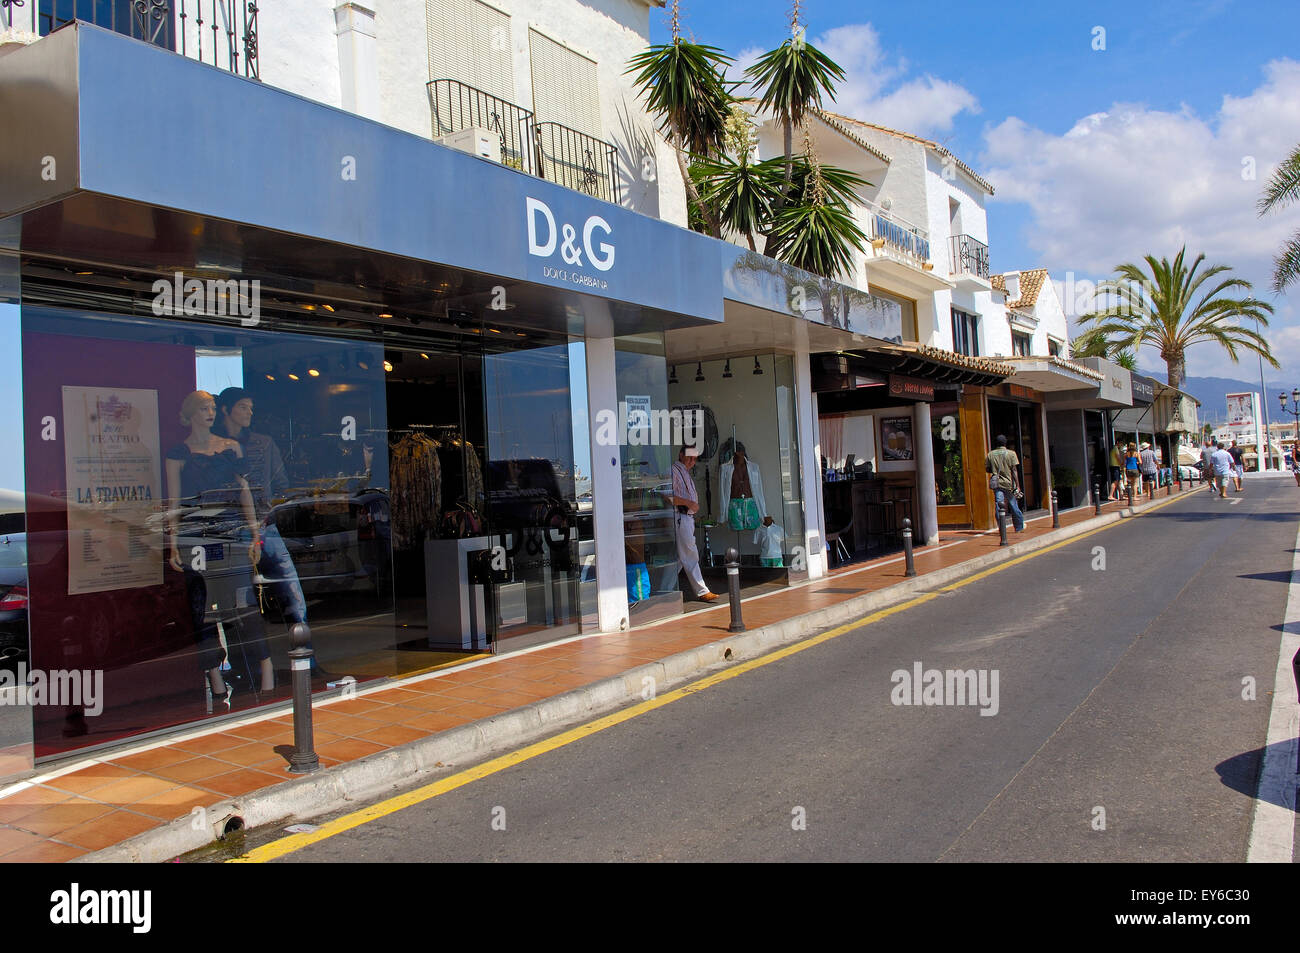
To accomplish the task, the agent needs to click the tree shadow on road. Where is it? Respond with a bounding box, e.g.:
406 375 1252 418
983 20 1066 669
1141 509 1300 522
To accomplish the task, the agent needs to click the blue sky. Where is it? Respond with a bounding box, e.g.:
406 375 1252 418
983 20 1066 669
650 0 1300 391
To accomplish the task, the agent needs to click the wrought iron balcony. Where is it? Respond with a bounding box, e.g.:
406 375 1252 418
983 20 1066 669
533 121 619 205
949 233 990 282
865 202 931 264
427 79 536 174
2 1 260 79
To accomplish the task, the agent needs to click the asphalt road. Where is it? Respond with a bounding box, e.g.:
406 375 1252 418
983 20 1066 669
268 478 1299 862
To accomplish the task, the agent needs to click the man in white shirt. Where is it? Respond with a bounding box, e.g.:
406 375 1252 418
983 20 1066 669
669 447 718 602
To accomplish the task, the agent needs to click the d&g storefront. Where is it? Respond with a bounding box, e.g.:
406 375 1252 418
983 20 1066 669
0 25 725 770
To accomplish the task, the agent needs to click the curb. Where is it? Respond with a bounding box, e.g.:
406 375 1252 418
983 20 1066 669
77 488 1199 863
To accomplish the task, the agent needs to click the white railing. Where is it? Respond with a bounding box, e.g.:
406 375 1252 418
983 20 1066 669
863 201 931 265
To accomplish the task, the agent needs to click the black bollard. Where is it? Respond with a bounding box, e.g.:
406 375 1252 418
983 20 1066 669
1051 489 1060 528
287 622 320 774
725 547 745 633
1093 483 1102 516
902 518 917 577
996 497 1008 547
1127 481 1135 509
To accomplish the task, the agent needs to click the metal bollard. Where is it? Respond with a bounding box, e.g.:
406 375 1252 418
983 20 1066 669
902 518 917 576
996 496 1008 547
287 622 320 774
1093 483 1102 516
725 547 745 633
1051 489 1060 528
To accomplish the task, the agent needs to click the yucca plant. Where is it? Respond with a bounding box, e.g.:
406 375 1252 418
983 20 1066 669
1258 143 1300 294
1078 247 1277 388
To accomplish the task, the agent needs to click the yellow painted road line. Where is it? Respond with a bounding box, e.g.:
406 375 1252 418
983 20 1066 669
230 489 1196 863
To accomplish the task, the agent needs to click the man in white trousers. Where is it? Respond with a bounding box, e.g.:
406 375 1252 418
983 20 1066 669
669 446 718 602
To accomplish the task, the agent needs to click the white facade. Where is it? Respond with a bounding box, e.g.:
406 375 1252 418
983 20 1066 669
255 0 684 224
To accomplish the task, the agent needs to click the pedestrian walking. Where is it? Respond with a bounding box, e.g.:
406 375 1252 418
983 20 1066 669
1228 441 1245 492
1124 441 1141 496
1109 442 1123 501
1200 439 1215 485
985 434 1025 533
670 446 718 603
1139 441 1158 494
1211 441 1234 498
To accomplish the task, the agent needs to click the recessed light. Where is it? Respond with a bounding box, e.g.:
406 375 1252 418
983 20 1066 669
420 353 429 360
383 360 394 372
378 313 393 319
307 368 320 377
287 372 300 381
321 304 335 312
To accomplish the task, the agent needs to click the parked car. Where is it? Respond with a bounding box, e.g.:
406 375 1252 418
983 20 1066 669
265 491 392 600
0 533 27 665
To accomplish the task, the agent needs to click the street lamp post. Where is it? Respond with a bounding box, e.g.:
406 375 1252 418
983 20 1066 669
1278 390 1300 478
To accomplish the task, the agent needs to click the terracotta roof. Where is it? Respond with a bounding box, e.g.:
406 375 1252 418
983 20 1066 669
991 268 1048 311
737 100 893 165
817 111 995 195
1003 355 1104 381
878 343 1014 377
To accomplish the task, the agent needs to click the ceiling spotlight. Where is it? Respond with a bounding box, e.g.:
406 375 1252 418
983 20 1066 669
383 360 394 373
753 356 763 375
378 312 393 319
287 372 300 381
264 372 275 381
420 353 429 360
695 362 705 382
307 368 320 377
723 359 733 379
321 304 335 313
358 360 369 371
669 365 678 385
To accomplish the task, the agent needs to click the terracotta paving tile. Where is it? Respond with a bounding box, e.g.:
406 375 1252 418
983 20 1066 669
168 732 252 756
314 737 389 763
224 720 296 743
109 745 198 773
12 798 118 838
210 742 281 769
312 711 401 735
0 785 76 824
0 825 48 858
385 692 463 713
141 754 230 785
428 682 522 704
132 785 224 821
355 723 429 747
58 810 164 852
405 711 472 733
0 839 87 862
363 688 430 705
198 767 288 799
438 701 509 721
84 775 181 807
42 762 146 796
323 697 397 718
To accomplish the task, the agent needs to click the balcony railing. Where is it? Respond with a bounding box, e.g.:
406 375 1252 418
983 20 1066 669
2 1 260 79
949 233 990 281
428 78 535 174
864 202 930 264
533 121 619 205
428 79 620 205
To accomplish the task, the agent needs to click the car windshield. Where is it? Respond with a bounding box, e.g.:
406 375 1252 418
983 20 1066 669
0 536 26 568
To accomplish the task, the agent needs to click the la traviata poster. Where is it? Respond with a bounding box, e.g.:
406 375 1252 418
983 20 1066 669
62 386 163 595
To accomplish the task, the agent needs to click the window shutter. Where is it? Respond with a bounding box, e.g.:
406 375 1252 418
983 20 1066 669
528 28 601 138
426 0 514 103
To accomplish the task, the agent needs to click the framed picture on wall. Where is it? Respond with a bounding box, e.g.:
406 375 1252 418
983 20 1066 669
880 416 914 461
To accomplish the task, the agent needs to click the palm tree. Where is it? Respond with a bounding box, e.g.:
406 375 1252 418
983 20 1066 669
625 1 733 234
1258 143 1300 294
1077 248 1277 389
744 0 846 256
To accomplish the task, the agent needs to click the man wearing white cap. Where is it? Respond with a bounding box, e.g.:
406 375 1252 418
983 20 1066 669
1138 442 1158 494
669 446 718 602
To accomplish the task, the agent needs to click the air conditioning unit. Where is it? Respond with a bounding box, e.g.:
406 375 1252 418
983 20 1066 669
437 127 501 163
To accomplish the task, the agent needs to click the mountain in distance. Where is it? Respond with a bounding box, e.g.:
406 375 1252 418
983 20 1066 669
1140 368 1292 426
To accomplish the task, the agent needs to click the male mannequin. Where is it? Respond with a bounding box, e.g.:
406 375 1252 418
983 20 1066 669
719 443 766 531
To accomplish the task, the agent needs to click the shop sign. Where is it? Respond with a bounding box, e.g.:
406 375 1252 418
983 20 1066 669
1131 375 1156 404
888 374 934 401
880 416 914 461
62 386 163 595
526 196 615 290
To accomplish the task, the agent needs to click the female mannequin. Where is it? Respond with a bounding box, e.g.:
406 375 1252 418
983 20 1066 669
165 390 273 704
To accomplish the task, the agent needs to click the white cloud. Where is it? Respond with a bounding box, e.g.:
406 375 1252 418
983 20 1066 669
985 59 1300 382
727 24 979 138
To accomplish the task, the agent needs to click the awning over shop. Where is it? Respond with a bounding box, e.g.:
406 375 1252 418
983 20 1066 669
834 343 1013 389
0 23 725 337
1004 355 1104 392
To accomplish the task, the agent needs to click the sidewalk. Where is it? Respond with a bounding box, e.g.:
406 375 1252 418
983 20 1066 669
0 483 1207 862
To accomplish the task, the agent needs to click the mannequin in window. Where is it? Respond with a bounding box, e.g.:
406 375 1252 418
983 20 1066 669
719 441 766 531
165 390 273 705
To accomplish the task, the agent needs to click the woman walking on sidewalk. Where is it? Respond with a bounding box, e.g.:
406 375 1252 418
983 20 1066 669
1124 442 1141 496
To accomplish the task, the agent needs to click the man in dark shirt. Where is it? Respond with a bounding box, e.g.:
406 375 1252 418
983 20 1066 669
1228 441 1245 492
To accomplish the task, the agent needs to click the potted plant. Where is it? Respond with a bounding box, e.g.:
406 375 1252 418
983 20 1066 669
1050 466 1082 509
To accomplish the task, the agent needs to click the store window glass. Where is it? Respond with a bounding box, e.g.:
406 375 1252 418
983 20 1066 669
932 400 964 505
20 306 391 757
772 354 806 574
614 334 677 622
